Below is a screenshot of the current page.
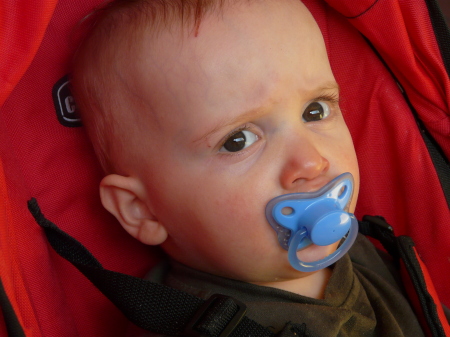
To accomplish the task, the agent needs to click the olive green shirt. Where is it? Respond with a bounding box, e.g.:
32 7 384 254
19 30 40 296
142 234 425 337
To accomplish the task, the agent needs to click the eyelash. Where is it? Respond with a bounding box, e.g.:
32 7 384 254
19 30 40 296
313 93 340 105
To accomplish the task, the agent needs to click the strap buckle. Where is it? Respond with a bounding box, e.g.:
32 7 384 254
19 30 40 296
362 215 394 233
183 294 247 337
361 215 399 262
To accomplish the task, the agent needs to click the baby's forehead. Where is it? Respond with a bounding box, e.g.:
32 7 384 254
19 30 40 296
120 1 327 102
110 0 319 57
124 1 330 123
97 1 327 123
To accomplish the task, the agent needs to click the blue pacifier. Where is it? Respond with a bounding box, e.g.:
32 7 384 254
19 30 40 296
265 173 358 272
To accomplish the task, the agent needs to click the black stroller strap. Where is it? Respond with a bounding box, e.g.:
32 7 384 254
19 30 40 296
360 215 448 337
358 215 399 263
27 198 310 337
28 199 449 336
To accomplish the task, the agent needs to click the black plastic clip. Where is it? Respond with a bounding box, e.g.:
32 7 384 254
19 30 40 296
361 215 399 262
183 294 247 337
362 215 394 233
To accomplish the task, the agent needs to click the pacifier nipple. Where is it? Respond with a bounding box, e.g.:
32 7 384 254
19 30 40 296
266 173 358 272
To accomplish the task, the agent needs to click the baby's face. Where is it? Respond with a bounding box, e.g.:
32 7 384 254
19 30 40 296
124 0 359 283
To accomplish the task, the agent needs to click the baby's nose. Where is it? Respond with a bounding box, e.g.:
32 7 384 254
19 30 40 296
279 138 330 190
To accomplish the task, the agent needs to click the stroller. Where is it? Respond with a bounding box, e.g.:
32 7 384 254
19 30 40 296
1 0 450 336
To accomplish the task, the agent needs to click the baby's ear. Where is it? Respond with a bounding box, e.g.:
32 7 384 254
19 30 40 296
99 174 168 245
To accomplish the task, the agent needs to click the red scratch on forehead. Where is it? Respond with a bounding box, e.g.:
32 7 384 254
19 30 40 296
193 4 203 38
194 19 201 37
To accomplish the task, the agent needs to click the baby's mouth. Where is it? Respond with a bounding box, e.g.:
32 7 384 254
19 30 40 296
265 172 358 272
294 242 338 263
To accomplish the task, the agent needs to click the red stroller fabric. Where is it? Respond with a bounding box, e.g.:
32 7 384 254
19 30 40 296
322 0 450 304
0 0 449 336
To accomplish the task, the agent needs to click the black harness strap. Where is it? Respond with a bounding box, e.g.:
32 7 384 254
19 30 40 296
358 215 399 262
28 198 309 337
29 199 449 336
396 235 447 337
360 215 449 337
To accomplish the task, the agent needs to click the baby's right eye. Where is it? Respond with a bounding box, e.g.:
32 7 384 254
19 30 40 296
220 130 259 153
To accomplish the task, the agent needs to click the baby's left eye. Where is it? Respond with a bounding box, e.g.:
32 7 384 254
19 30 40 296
302 101 331 122
220 130 259 153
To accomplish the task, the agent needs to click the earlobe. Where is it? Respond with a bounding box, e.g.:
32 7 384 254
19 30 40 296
99 174 168 245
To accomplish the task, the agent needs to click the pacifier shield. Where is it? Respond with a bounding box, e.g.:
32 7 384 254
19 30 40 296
265 173 358 272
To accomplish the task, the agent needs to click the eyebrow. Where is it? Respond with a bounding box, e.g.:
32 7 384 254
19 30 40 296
192 105 270 145
316 82 340 95
193 82 340 145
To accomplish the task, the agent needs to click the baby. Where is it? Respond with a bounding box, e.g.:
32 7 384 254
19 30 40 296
71 0 432 335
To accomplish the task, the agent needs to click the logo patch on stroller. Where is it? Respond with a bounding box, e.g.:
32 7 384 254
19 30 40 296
53 75 82 127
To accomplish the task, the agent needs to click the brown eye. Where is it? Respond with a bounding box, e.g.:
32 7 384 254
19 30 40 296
302 101 330 122
220 130 258 153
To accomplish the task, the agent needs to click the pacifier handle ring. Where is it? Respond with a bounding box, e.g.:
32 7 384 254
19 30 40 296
287 217 358 272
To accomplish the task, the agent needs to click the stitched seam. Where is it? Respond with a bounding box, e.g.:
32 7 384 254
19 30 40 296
345 0 380 19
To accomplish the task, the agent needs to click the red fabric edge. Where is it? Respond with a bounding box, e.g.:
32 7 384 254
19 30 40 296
401 248 450 337
413 247 450 336
0 159 39 336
